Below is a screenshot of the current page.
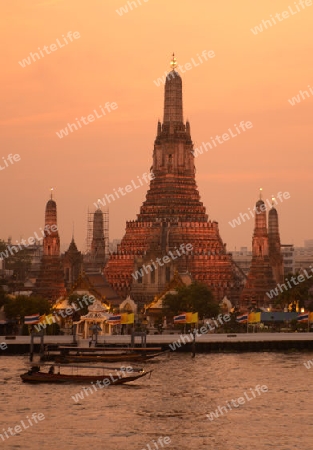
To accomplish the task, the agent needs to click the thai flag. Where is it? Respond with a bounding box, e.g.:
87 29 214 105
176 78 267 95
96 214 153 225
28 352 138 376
174 314 187 324
236 314 248 323
297 313 309 322
24 314 40 325
107 315 121 325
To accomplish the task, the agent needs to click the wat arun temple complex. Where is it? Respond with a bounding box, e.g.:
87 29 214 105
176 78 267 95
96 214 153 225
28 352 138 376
2 57 285 313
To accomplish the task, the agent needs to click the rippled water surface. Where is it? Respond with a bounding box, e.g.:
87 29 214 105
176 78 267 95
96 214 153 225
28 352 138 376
0 352 312 449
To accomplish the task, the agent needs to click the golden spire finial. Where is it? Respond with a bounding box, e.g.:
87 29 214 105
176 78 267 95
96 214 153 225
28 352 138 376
50 187 54 200
259 187 262 200
272 195 275 207
170 52 177 71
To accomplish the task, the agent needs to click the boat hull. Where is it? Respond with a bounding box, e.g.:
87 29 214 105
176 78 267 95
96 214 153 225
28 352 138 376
20 370 150 384
55 351 165 364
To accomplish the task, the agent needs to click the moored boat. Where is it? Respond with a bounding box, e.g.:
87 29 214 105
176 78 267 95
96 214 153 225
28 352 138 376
20 364 152 384
55 351 166 364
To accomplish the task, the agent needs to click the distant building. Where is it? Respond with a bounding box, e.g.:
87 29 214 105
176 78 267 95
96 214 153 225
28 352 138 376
294 241 313 272
231 247 252 276
281 244 295 275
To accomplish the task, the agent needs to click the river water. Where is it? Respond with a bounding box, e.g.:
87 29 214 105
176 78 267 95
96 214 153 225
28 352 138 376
0 352 312 450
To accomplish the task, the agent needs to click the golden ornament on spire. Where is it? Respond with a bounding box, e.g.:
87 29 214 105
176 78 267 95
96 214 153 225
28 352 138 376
170 52 177 71
259 187 263 200
50 187 54 200
272 196 275 206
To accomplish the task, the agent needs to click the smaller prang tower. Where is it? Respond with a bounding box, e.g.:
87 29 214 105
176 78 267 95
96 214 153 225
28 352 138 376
90 208 106 268
268 197 284 285
240 190 277 308
62 236 83 289
36 190 66 301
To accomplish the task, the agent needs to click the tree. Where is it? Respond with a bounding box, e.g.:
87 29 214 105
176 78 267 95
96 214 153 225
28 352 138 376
4 295 51 320
162 282 220 319
0 286 9 309
67 294 92 318
274 272 313 310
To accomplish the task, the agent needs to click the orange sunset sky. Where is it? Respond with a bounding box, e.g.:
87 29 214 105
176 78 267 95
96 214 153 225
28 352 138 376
1 0 313 252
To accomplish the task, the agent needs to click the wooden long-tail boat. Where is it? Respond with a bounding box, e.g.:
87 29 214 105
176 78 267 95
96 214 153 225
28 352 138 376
54 350 166 364
20 364 152 384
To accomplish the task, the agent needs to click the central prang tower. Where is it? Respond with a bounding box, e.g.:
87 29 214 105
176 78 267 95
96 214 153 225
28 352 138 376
105 55 242 305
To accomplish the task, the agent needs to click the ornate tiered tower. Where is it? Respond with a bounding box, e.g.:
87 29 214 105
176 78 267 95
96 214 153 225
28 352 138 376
240 191 277 308
105 55 242 305
36 192 66 301
90 208 106 268
62 237 83 289
268 199 284 285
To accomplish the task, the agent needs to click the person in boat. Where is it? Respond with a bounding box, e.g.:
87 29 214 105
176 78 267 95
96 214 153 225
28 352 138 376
48 365 55 374
27 365 40 375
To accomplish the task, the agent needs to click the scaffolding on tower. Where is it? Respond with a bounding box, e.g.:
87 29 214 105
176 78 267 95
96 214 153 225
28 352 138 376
85 207 109 262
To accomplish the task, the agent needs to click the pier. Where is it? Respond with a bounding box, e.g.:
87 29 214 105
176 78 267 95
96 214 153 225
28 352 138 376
1 332 313 355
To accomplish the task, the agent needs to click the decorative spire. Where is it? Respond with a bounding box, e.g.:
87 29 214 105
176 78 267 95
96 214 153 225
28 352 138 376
50 187 54 200
271 196 275 207
163 53 183 125
254 188 267 233
44 195 59 255
170 52 177 71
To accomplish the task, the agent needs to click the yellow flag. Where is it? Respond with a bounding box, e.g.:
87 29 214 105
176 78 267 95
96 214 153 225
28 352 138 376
121 313 134 324
248 312 261 323
127 313 134 324
185 312 193 323
185 312 198 323
191 312 198 323
120 313 128 324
